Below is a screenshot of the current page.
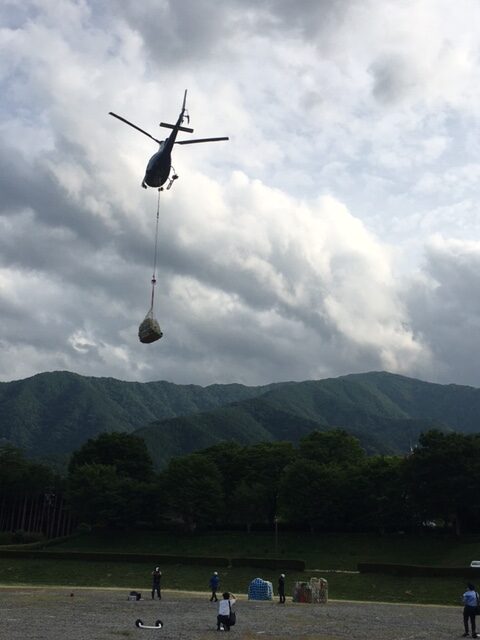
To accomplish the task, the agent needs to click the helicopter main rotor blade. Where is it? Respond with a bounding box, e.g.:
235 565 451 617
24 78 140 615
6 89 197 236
175 137 229 145
109 112 162 144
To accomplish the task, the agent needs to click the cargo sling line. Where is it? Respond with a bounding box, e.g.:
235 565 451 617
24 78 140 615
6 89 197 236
138 190 163 343
150 189 161 313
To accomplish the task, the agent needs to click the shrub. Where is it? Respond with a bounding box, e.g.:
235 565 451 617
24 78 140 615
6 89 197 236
0 532 14 545
11 530 46 544
358 562 480 578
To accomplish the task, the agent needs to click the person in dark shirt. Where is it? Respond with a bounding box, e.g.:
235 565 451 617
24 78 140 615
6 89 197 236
209 571 220 602
278 573 286 604
151 567 162 600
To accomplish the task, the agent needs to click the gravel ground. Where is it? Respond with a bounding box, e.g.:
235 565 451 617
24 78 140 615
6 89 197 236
0 587 464 640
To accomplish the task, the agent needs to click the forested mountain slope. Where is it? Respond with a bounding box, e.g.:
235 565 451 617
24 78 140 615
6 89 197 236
137 374 448 466
2 370 480 466
0 371 282 455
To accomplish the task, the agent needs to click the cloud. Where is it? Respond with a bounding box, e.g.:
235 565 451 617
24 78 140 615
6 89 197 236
0 161 429 384
405 236 480 385
0 0 480 387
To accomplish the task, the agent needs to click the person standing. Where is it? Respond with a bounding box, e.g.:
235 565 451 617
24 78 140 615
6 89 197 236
151 567 162 600
278 573 286 604
217 592 236 631
462 582 479 637
210 571 220 602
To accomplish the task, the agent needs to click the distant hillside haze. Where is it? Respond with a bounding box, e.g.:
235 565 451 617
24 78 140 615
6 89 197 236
2 370 480 468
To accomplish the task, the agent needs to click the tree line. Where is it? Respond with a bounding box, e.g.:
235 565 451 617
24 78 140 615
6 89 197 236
0 446 72 541
3 428 480 536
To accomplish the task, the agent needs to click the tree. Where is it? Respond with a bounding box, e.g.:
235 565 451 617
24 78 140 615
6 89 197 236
299 429 365 466
404 430 480 534
160 454 224 531
329 456 410 533
235 442 296 525
355 456 410 533
198 441 246 495
68 432 153 481
67 434 155 528
67 463 152 528
278 458 339 531
0 445 54 493
231 480 270 532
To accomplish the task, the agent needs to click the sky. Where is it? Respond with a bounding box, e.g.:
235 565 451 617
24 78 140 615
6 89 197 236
2 0 480 387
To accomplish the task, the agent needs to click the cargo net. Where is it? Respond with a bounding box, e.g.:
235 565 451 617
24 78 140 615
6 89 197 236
292 578 328 604
247 578 273 600
138 309 163 344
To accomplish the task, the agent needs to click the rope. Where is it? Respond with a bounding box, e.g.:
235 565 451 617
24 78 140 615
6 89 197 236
149 189 161 313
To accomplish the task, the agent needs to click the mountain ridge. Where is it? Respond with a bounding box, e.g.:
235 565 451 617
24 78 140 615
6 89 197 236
2 369 479 468
0 370 285 456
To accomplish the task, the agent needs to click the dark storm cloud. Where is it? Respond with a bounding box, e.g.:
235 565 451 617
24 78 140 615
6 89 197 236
110 0 358 66
0 142 113 247
405 238 480 385
111 0 242 63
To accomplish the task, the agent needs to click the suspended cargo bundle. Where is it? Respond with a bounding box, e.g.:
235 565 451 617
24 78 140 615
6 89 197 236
138 308 163 344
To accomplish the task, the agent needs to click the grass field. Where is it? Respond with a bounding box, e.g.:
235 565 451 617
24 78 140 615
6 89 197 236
1 530 479 606
0 556 466 606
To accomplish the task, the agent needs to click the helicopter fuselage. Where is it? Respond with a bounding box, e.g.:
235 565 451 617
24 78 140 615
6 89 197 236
143 142 173 188
142 114 182 188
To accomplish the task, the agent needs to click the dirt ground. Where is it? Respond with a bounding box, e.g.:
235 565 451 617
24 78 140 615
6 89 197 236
0 587 463 640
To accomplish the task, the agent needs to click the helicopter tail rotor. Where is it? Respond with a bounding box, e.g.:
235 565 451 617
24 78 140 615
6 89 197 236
160 122 194 133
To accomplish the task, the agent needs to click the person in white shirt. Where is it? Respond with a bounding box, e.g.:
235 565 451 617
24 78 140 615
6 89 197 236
217 592 236 631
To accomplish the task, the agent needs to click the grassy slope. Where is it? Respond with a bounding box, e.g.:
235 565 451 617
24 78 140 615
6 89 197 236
55 531 480 570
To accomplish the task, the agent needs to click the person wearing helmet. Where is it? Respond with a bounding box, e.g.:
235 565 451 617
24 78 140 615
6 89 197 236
209 571 220 602
278 573 286 604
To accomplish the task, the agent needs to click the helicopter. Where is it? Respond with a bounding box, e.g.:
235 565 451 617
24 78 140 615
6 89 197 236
109 90 229 190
